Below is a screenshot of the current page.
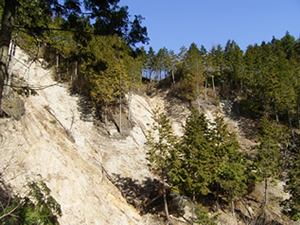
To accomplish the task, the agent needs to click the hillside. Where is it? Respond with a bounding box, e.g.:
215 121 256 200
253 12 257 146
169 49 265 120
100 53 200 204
0 47 295 224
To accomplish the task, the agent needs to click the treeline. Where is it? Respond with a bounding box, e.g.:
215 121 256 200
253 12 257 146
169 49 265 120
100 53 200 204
138 32 300 132
9 0 300 134
44 30 300 138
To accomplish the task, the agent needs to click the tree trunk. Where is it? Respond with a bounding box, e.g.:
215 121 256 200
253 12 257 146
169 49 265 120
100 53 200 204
196 80 201 114
192 192 195 225
159 69 162 81
204 76 207 101
0 0 16 113
216 191 220 212
212 75 216 98
264 176 268 211
147 70 155 91
56 49 60 80
127 90 132 125
240 197 253 219
119 74 122 135
105 102 108 128
161 170 170 224
287 109 295 138
5 32 17 96
215 184 221 212
74 61 78 80
231 198 235 217
171 70 175 86
240 79 243 99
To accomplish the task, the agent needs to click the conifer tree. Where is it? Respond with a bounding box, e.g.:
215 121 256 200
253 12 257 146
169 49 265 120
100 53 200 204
254 116 282 213
147 47 156 82
210 44 225 91
124 50 143 124
156 47 168 80
224 40 245 96
210 116 247 216
282 152 300 221
164 49 178 85
170 110 213 197
183 43 205 112
82 35 131 127
146 108 177 224
169 110 214 223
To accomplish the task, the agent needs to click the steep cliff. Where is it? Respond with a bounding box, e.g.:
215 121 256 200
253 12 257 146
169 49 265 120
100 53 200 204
0 48 152 224
0 47 291 225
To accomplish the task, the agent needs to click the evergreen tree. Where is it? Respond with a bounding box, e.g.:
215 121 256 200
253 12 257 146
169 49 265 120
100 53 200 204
169 110 214 223
182 43 205 111
254 116 283 213
0 179 61 224
82 35 131 128
210 44 225 90
165 49 178 85
210 116 247 215
147 47 156 82
282 152 300 221
224 40 245 97
124 49 143 124
155 47 168 80
146 109 178 223
0 0 149 114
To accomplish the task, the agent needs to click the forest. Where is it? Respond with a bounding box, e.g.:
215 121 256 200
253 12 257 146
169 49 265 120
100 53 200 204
0 0 300 224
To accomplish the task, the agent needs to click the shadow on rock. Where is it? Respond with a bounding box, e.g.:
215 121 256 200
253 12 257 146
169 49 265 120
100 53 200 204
76 96 95 122
112 174 183 217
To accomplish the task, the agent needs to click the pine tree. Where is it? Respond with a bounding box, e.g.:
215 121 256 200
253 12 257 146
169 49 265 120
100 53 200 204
224 40 245 97
124 50 143 125
254 116 282 213
210 44 225 91
164 49 178 86
171 110 214 197
209 116 248 215
183 43 205 112
82 35 131 128
146 108 178 223
169 110 214 223
282 152 300 221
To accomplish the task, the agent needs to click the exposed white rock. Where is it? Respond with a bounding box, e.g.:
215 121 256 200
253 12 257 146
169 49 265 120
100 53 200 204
0 48 150 224
0 47 288 225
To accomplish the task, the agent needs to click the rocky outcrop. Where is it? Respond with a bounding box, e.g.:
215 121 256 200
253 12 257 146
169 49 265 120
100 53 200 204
0 48 144 224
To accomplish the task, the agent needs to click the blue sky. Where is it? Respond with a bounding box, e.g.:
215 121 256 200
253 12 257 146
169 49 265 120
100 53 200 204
119 0 300 53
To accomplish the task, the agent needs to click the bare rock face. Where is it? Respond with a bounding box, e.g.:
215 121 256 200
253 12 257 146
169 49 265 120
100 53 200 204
1 47 289 225
0 48 143 225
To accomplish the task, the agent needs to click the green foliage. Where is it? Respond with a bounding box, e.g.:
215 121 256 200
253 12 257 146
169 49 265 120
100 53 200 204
194 203 217 225
169 110 214 197
181 43 205 101
254 116 282 180
239 99 262 118
146 108 178 222
210 116 248 211
281 151 300 221
81 35 136 119
169 109 248 217
0 179 61 224
146 108 178 176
